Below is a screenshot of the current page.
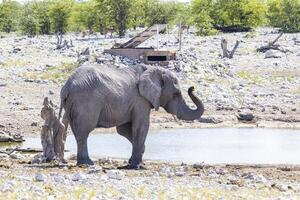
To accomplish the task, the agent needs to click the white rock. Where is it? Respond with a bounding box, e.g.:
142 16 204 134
72 172 87 181
10 152 23 159
107 170 125 180
274 183 289 192
35 173 46 182
265 50 282 59
175 171 186 177
99 174 108 181
1 181 15 192
53 175 66 184
88 166 102 174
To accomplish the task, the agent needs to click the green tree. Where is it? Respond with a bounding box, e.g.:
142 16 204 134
48 0 74 33
130 0 148 29
0 0 21 33
145 1 182 26
20 2 38 36
94 0 114 34
191 0 217 35
70 1 98 32
108 0 132 37
280 0 300 32
268 0 300 33
211 0 267 28
32 1 51 34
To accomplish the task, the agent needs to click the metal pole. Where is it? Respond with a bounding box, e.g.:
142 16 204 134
156 25 159 50
179 19 182 52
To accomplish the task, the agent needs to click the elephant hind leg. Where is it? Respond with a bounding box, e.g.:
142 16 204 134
70 112 97 166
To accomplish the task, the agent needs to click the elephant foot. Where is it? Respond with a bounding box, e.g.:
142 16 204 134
117 164 147 170
77 158 94 166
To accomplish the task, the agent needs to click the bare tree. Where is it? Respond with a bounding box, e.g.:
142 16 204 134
221 39 240 58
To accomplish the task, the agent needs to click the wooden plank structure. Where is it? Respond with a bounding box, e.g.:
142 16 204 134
104 24 176 66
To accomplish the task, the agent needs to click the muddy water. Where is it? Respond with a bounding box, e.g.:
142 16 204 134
18 128 300 164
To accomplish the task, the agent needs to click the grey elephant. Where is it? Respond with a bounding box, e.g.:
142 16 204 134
58 64 204 169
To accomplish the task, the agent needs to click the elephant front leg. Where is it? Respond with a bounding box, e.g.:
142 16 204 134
129 120 149 170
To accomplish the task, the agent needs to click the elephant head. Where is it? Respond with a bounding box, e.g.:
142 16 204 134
139 67 204 120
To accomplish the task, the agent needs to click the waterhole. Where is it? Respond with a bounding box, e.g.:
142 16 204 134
9 128 300 164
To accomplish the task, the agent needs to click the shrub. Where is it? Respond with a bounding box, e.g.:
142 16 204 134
69 1 98 32
20 3 38 36
191 0 217 35
0 0 21 33
48 0 74 34
32 1 51 34
268 0 300 33
211 0 267 29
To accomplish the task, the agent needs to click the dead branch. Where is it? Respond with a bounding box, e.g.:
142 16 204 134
80 47 90 56
56 32 74 50
40 97 67 163
257 33 284 53
221 39 240 59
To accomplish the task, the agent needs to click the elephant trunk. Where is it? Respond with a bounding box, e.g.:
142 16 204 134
177 87 204 121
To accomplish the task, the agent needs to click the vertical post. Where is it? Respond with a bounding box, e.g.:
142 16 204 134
179 19 182 52
156 25 159 50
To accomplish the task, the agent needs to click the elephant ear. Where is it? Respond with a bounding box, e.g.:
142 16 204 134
139 68 162 111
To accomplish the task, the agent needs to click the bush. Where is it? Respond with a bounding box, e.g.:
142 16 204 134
108 0 132 37
192 0 267 35
20 3 38 36
32 1 51 34
69 1 98 32
211 0 267 29
48 0 74 34
0 1 21 33
191 0 217 35
268 0 300 33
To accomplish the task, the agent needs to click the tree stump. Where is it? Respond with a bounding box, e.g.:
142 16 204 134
221 39 240 59
40 97 67 163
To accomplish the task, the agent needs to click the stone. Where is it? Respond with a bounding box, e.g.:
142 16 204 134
1 181 15 193
9 152 23 159
53 175 66 184
31 122 38 126
265 50 282 59
49 90 54 95
175 171 186 177
243 173 267 183
272 183 289 192
35 173 46 182
198 116 223 124
72 172 87 181
193 162 206 170
107 170 125 180
237 110 255 121
88 166 102 174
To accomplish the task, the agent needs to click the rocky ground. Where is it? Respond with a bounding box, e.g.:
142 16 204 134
0 157 300 199
0 28 300 136
0 28 300 199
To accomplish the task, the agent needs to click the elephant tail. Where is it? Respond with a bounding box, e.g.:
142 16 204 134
58 86 69 120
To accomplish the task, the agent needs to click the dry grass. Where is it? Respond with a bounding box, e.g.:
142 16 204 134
0 59 32 68
20 62 79 83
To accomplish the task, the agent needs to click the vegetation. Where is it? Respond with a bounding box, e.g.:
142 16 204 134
0 0 299 36
268 0 300 33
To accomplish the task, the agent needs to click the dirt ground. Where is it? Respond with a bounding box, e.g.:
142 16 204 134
0 28 300 199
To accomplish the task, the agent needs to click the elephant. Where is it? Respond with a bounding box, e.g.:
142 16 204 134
58 64 204 169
